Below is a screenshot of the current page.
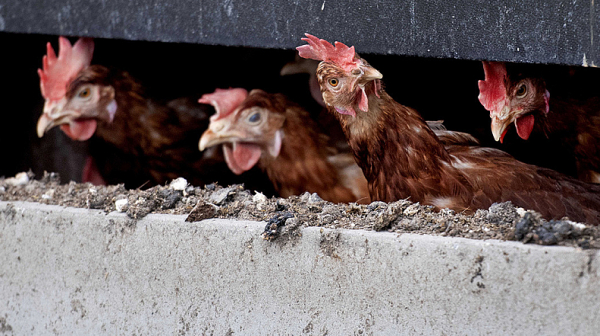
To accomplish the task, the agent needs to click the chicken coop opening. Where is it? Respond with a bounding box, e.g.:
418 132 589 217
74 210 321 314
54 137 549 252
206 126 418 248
3 32 600 228
3 32 598 186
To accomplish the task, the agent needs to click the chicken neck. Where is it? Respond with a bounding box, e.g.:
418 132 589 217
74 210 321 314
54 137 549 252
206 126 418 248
88 67 167 155
335 89 470 203
259 108 357 203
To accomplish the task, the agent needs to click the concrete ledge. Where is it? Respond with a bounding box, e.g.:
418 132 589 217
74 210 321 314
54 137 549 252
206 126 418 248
1 201 599 335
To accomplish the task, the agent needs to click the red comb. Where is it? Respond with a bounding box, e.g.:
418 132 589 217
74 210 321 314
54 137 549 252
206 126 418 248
38 37 94 101
478 61 507 113
198 88 248 121
297 33 358 70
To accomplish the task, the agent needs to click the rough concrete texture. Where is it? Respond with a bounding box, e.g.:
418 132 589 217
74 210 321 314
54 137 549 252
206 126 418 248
1 201 599 335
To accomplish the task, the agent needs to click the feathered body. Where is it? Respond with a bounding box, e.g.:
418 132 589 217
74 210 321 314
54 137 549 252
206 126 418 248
478 61 600 183
200 89 369 203
280 54 350 152
298 34 600 224
37 37 268 190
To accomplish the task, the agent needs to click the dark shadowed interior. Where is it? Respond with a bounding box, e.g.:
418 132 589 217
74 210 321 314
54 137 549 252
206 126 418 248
2 31 599 188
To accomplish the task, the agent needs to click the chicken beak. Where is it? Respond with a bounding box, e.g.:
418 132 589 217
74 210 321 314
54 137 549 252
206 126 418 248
359 65 383 83
490 105 513 143
199 129 218 151
199 126 245 152
36 97 77 138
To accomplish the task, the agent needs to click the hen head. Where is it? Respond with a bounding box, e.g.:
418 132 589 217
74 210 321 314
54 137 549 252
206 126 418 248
296 33 382 117
478 61 549 143
198 88 285 175
37 37 117 141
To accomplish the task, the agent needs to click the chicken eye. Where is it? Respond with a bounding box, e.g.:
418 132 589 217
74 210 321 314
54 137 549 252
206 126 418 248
248 112 261 124
78 88 91 98
328 78 339 87
516 84 527 98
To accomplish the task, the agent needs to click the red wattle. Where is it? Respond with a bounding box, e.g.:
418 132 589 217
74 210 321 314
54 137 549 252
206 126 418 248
223 143 262 175
515 114 535 140
60 119 97 141
500 128 508 143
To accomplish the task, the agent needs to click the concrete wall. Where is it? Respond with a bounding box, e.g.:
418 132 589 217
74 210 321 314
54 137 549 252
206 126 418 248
1 201 599 335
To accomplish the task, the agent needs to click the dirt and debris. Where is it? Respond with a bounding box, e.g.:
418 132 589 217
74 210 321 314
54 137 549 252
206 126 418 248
185 201 218 222
1 171 599 249
261 212 295 241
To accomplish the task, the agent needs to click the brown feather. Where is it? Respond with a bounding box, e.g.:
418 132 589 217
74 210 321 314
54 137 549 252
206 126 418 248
485 63 600 183
65 65 269 190
316 61 600 224
207 90 370 203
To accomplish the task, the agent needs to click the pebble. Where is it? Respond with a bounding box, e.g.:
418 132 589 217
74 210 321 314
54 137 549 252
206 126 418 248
115 198 129 212
210 187 233 205
403 203 421 216
5 172 29 186
252 192 267 204
367 201 387 211
42 189 55 200
169 177 188 191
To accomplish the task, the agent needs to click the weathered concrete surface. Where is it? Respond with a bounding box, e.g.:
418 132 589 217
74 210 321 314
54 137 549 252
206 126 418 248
0 0 598 66
0 201 599 335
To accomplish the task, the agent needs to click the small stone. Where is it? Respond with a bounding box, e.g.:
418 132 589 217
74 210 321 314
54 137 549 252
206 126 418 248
205 183 216 191
210 187 233 205
42 189 55 200
169 177 188 191
308 193 323 203
487 202 519 225
185 201 218 222
275 200 287 211
253 192 267 204
403 203 421 216
158 189 182 209
299 192 311 202
514 212 534 240
5 172 29 186
568 220 587 231
115 199 129 212
367 201 387 211
185 186 196 195
262 212 294 240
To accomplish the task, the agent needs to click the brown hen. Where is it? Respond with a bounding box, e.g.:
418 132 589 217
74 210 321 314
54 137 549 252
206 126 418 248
199 88 370 203
36 37 268 191
298 34 600 224
478 61 600 183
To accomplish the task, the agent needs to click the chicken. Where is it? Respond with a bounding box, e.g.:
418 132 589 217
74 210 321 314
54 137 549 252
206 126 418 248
297 34 600 224
280 53 351 153
36 36 270 191
280 55 479 150
198 88 370 203
478 61 600 183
